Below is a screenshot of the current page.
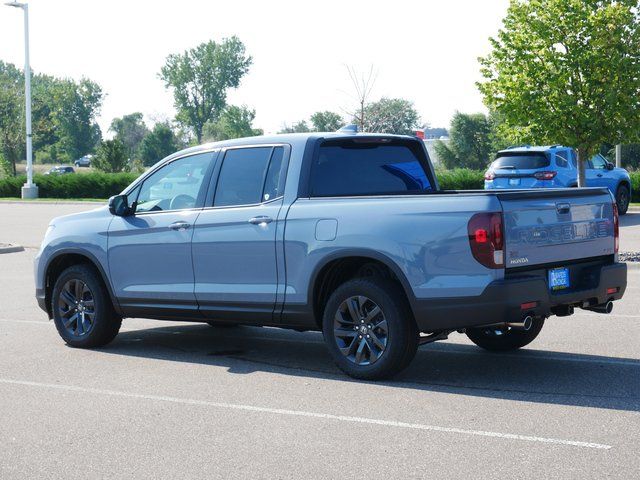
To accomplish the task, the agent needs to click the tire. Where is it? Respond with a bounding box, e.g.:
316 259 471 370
616 184 630 215
466 318 545 352
51 264 121 348
322 278 418 380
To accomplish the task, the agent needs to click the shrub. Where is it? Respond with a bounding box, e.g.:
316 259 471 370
0 172 138 199
631 171 640 202
92 139 129 173
435 168 485 190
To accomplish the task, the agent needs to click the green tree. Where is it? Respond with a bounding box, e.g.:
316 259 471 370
139 122 181 167
434 112 494 170
310 111 344 132
278 120 311 134
110 112 149 159
360 98 419 135
92 139 128 173
160 36 252 143
51 78 103 160
0 62 24 175
478 0 640 186
202 105 262 141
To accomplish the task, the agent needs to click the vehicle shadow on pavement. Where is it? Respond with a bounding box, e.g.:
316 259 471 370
100 322 640 413
620 211 640 228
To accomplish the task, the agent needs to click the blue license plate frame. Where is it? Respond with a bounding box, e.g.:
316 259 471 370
549 267 570 291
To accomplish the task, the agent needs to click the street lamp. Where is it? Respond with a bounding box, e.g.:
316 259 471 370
5 1 38 198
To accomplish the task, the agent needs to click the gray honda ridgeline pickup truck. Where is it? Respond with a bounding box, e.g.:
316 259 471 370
35 132 627 379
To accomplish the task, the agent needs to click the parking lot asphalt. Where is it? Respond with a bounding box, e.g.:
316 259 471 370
1 202 639 479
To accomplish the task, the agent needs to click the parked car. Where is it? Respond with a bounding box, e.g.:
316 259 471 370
44 165 75 175
35 133 627 380
74 155 92 168
484 145 632 214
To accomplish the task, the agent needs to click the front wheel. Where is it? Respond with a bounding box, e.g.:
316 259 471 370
322 278 418 380
52 264 121 348
466 318 545 352
616 184 630 215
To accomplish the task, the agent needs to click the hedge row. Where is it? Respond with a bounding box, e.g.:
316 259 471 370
0 169 638 202
435 169 640 202
0 172 139 199
435 168 485 190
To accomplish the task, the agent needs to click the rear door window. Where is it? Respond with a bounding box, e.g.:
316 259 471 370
213 146 287 207
492 154 550 170
310 140 433 197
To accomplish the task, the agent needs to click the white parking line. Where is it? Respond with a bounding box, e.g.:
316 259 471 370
0 378 612 450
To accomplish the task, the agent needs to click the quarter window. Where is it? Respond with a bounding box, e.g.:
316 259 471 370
135 153 211 213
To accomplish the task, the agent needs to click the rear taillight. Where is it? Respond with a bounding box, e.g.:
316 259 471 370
484 171 495 181
613 202 619 253
468 212 504 269
533 171 557 180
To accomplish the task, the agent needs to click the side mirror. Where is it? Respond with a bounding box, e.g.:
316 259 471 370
606 162 615 171
108 194 133 216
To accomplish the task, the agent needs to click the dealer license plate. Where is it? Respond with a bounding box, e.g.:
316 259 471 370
549 267 570 291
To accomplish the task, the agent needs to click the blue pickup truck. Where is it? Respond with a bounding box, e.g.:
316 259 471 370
35 133 627 379
484 145 632 214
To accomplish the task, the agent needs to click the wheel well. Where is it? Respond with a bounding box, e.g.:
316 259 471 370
618 180 630 192
312 256 412 328
44 254 109 318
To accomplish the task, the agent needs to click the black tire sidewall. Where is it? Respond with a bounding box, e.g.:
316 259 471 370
616 185 630 215
51 265 119 348
322 278 417 380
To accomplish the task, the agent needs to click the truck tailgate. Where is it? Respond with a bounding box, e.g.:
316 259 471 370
498 188 615 268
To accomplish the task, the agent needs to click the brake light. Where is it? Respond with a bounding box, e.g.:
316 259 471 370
484 171 495 181
468 212 504 269
613 202 619 253
533 171 557 180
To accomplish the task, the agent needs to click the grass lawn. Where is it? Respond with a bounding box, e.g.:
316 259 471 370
14 162 97 175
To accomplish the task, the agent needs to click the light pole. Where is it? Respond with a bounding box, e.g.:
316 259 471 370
5 1 38 198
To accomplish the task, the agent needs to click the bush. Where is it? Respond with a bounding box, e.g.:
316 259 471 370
92 139 129 173
0 172 138 199
631 171 640 202
435 168 485 190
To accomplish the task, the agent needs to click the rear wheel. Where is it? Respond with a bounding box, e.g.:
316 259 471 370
466 318 545 351
322 278 418 380
52 264 121 348
616 184 630 215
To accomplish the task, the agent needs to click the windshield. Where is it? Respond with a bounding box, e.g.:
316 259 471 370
492 154 550 170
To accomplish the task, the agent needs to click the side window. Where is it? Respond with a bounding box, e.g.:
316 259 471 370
262 147 285 201
135 153 211 213
590 154 607 170
214 147 284 207
555 152 569 168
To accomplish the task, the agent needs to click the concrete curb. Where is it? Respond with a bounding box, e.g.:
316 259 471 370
625 261 640 270
0 244 25 254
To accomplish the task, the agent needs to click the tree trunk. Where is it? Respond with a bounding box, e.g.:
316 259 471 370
576 147 587 187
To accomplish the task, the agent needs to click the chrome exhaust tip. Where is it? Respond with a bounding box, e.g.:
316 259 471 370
586 300 614 314
506 315 533 331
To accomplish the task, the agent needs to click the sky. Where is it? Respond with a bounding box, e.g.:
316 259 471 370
0 0 510 136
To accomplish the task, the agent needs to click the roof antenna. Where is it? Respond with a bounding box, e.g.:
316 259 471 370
337 124 358 134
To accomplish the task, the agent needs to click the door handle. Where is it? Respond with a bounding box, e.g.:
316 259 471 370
248 216 273 225
169 221 191 231
597 174 603 177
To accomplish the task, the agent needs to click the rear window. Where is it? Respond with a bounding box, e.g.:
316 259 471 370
492 154 550 170
310 141 433 197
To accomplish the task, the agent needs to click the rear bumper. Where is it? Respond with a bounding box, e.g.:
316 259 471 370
413 262 627 332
